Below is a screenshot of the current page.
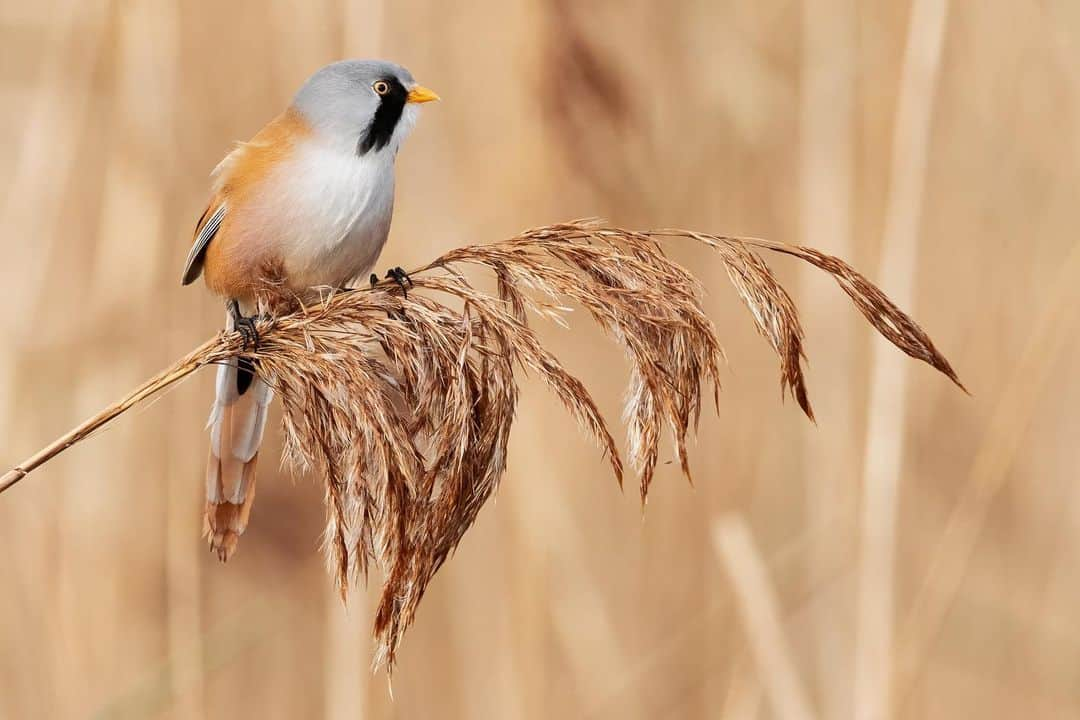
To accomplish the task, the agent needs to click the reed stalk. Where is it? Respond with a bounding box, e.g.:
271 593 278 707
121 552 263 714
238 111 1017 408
0 220 961 669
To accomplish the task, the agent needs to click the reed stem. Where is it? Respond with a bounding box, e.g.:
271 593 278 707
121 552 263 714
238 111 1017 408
0 337 220 495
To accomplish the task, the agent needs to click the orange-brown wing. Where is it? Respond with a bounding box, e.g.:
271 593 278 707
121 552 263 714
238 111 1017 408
181 200 227 285
181 109 310 290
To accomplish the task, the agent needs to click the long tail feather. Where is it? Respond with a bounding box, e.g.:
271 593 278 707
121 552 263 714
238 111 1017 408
204 315 272 561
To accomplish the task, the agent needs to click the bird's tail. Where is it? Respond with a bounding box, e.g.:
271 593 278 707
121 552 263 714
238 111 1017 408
204 313 273 561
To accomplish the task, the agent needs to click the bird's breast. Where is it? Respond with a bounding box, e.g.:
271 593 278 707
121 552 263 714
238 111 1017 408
250 139 396 290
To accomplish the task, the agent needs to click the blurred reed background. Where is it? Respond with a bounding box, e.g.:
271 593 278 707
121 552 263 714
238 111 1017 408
2 0 1078 718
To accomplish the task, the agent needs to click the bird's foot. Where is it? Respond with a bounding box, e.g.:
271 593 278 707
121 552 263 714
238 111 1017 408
229 300 260 350
384 267 413 298
370 268 413 322
368 267 413 296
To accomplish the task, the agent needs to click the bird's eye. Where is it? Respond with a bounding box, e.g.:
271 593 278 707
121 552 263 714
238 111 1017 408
373 80 390 96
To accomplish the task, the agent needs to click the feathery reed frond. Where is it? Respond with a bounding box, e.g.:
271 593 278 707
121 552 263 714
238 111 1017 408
0 220 963 670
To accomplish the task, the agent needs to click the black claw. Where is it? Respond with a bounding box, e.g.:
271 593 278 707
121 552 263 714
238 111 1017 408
229 300 260 351
238 318 259 349
369 273 379 289
385 267 412 298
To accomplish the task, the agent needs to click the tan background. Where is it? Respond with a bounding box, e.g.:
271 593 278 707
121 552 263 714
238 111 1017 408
2 1 1079 718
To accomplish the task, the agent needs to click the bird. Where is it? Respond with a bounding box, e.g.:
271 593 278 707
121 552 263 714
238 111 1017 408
180 59 439 561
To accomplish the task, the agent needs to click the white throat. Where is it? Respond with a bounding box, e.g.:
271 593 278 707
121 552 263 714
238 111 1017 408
270 134 398 290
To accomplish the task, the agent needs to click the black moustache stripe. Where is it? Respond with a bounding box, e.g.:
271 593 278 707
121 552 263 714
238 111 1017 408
358 78 407 155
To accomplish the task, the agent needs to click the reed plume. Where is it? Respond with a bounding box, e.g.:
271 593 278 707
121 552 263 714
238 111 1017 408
0 220 962 670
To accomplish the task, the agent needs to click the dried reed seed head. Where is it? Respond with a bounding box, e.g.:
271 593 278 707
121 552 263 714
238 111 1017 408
219 220 961 669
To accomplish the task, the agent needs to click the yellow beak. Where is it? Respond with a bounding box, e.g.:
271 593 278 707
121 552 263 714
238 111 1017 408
406 85 440 104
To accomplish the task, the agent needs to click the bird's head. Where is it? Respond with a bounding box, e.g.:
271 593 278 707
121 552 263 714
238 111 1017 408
293 59 439 157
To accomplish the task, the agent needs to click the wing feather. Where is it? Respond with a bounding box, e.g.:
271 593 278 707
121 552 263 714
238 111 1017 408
181 202 227 285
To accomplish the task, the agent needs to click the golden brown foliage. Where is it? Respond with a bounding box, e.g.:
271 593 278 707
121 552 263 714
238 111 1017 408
0 220 961 670
231 220 961 668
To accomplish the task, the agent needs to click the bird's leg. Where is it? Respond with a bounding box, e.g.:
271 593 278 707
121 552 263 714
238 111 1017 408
385 267 413 298
368 268 413 322
229 299 260 350
367 267 412 296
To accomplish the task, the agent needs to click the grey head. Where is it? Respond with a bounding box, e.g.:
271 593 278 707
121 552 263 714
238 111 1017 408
292 59 439 156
